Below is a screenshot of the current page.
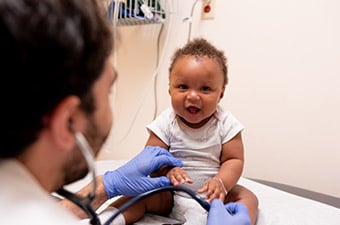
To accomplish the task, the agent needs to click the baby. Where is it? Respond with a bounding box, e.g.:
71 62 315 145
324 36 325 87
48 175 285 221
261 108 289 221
109 38 258 225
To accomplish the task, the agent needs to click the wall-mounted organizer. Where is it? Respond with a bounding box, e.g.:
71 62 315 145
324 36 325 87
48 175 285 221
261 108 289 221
104 0 168 26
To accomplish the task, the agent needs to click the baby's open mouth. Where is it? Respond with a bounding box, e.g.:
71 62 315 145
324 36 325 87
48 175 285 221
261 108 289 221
187 106 200 113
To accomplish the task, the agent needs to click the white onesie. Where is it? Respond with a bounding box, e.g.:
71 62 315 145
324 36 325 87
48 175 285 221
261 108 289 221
146 106 244 224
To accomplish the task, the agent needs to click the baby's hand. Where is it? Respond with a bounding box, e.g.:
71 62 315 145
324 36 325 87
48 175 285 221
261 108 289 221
166 167 193 186
197 178 227 203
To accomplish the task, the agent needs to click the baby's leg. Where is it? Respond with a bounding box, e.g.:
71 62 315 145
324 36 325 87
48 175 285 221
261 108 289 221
225 184 259 225
110 191 173 224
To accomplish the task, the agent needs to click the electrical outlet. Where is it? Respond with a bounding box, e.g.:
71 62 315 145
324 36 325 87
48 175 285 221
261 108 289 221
201 0 215 20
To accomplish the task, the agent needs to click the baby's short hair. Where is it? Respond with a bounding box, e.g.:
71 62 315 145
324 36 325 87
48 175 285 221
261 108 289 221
169 38 228 86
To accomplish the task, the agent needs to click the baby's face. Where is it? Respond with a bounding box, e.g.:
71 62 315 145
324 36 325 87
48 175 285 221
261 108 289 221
169 55 225 128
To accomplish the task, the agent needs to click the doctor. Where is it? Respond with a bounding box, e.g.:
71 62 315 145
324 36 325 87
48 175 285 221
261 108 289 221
0 0 250 225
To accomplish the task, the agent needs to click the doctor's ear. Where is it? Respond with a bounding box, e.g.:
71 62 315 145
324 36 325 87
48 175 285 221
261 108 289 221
68 121 74 132
48 96 81 149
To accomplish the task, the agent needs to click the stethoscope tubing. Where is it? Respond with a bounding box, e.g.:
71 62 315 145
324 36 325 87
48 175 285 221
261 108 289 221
103 185 233 225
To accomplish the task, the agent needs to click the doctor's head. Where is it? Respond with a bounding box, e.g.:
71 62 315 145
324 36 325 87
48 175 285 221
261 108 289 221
1 0 115 189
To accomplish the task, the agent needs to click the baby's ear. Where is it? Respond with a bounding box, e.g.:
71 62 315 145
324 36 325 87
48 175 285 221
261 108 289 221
219 87 225 99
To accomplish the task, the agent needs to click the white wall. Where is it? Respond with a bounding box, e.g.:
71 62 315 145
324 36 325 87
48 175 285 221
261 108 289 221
98 0 340 198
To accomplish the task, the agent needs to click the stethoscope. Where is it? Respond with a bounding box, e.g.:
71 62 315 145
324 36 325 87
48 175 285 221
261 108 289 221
57 132 232 225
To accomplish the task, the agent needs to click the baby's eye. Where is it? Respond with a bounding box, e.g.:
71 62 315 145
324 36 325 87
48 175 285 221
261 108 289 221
201 86 211 91
178 84 188 90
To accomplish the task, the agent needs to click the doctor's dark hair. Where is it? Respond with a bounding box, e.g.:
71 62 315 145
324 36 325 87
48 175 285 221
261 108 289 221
0 0 113 158
168 38 228 86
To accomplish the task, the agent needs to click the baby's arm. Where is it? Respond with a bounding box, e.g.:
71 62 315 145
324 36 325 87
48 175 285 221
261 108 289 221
198 132 244 202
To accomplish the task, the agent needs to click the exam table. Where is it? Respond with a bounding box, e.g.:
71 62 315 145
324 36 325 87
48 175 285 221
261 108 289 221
65 160 340 225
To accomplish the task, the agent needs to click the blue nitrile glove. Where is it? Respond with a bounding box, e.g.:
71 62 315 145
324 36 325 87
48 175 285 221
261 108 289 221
103 146 183 198
207 200 251 225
